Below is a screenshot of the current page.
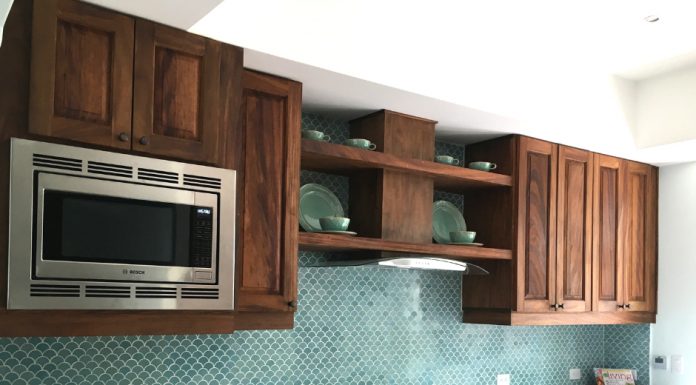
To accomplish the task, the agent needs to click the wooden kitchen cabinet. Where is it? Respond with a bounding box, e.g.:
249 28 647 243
29 0 134 150
515 139 592 314
133 20 223 164
463 136 656 325
621 160 657 312
592 156 657 314
28 0 239 165
516 137 558 313
235 70 301 313
555 146 593 312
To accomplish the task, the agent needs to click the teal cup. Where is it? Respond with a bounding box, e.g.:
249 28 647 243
344 138 377 151
450 230 476 243
468 161 497 171
319 216 350 231
435 155 459 165
302 130 331 142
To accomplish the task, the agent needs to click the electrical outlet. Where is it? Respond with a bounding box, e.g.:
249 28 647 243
569 368 582 380
497 374 511 385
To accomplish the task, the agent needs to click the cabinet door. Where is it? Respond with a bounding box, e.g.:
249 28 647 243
623 161 657 312
592 155 624 312
516 137 558 312
236 70 301 312
133 20 223 164
29 0 133 149
555 146 593 312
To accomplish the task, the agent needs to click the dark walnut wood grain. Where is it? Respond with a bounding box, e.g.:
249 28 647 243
517 137 557 312
555 146 593 312
593 154 623 312
236 70 301 312
462 309 656 326
29 0 133 149
133 19 228 165
0 310 294 337
461 136 517 312
348 110 436 245
349 110 436 160
298 232 512 261
301 139 513 190
623 161 657 312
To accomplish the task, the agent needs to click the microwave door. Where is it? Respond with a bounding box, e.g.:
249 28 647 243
33 172 218 284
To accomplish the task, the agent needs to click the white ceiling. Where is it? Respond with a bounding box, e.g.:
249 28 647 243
84 0 696 165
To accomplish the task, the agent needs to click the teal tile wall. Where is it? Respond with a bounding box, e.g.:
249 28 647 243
0 114 650 385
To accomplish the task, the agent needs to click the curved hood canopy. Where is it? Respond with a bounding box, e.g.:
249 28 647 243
308 256 489 274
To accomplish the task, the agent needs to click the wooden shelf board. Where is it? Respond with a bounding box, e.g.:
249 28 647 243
301 139 512 191
299 232 512 261
461 309 656 326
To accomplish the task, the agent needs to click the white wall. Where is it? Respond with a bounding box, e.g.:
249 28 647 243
634 67 696 148
651 162 696 385
0 0 13 46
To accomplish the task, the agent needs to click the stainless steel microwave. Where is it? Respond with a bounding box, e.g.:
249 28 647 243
7 138 236 310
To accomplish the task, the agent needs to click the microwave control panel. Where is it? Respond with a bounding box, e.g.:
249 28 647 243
190 207 213 268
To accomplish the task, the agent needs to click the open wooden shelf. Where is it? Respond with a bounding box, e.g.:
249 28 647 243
299 232 512 261
301 139 512 191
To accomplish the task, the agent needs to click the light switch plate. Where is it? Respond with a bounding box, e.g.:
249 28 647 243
671 355 684 374
569 368 582 380
497 374 511 385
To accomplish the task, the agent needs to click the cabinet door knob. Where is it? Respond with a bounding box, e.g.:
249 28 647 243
118 132 130 142
558 303 564 309
288 300 296 308
625 303 631 309
139 136 150 145
617 304 626 309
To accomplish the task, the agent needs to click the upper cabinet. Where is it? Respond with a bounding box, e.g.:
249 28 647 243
516 137 558 313
235 70 302 313
28 0 241 165
29 0 134 150
463 135 657 325
515 139 592 314
555 146 593 313
622 160 657 312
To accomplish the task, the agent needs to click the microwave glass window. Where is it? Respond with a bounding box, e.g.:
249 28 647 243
41 191 209 267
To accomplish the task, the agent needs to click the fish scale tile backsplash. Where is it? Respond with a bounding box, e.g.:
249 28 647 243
0 113 650 385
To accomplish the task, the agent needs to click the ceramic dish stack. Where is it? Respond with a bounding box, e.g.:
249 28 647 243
299 183 356 236
432 200 483 246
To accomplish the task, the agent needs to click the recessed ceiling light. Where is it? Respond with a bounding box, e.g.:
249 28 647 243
644 15 660 23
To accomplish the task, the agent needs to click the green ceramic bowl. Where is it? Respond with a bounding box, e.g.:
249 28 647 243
319 216 350 231
344 138 377 150
450 230 476 243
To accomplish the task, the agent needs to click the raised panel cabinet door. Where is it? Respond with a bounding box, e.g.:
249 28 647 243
29 0 134 149
592 154 624 312
133 20 226 165
555 146 593 312
236 70 301 312
623 161 657 312
516 137 558 312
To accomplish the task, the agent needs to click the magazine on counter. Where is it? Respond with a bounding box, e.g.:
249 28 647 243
594 368 637 385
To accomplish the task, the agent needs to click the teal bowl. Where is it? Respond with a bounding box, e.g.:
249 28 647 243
319 216 350 231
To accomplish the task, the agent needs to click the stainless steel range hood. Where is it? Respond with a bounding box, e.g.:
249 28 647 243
309 256 489 274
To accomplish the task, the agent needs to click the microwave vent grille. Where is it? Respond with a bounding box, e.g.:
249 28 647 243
137 168 180 184
183 174 221 190
29 284 80 297
135 286 177 299
87 161 133 178
32 154 82 172
181 287 219 299
85 285 131 298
